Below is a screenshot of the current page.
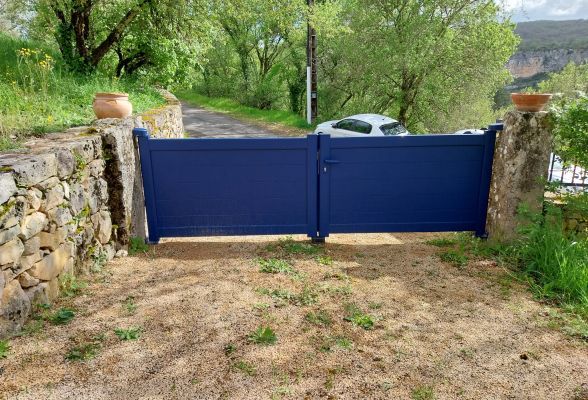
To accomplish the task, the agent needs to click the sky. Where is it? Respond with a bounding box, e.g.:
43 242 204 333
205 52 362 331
502 0 588 21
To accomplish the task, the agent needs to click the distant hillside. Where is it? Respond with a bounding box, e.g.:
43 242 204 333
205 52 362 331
515 20 588 51
505 20 588 79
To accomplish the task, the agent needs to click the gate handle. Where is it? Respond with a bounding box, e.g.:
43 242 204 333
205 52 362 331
324 159 340 165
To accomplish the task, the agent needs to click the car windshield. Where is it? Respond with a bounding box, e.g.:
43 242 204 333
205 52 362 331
380 122 408 136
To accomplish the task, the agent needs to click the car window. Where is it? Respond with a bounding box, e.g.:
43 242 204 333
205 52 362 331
335 119 354 130
351 120 372 134
380 122 408 136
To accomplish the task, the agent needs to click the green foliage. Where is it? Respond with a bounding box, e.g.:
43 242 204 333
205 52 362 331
343 303 375 330
123 296 137 315
315 255 333 266
258 258 296 275
305 310 332 326
114 327 141 341
0 340 10 359
0 33 164 150
514 204 588 318
48 308 76 325
411 385 436 400
128 237 149 255
278 236 322 255
190 0 516 132
65 342 100 361
59 274 87 298
248 326 277 345
439 249 469 268
233 360 257 376
224 343 237 356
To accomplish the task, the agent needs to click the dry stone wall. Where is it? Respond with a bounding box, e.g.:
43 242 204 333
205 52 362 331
0 90 183 337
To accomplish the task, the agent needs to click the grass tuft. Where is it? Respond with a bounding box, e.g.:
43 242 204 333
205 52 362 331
0 340 10 359
128 237 149 255
248 326 277 345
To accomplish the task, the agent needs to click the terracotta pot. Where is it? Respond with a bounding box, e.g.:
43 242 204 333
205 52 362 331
510 93 552 112
93 92 133 119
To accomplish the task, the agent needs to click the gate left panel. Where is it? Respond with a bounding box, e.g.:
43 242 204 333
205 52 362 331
135 132 319 243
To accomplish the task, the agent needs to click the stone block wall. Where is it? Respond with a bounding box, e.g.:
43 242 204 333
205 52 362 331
0 90 183 337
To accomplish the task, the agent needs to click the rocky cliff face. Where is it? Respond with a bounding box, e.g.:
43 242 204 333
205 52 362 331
507 48 588 78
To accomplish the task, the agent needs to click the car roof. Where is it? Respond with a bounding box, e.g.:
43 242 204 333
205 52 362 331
346 114 398 126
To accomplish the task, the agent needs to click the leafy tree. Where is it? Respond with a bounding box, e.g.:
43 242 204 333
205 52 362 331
539 63 588 168
318 0 518 131
25 0 211 82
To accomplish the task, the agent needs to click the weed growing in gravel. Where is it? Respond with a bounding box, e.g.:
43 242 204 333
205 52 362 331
439 249 469 268
295 285 319 306
335 337 353 350
114 327 141 340
305 310 332 326
426 238 458 247
258 258 298 276
248 326 277 345
257 286 318 306
59 274 87 297
320 283 352 297
323 271 349 281
315 255 333 266
65 342 100 361
122 296 137 315
224 343 237 356
279 236 321 255
253 302 270 311
0 340 10 358
233 360 256 376
411 385 435 400
129 237 149 255
18 319 44 336
48 308 75 325
344 303 375 330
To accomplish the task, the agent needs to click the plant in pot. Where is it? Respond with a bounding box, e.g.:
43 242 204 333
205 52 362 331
93 92 133 119
511 89 552 112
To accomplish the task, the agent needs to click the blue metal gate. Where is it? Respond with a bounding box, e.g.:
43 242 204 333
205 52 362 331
134 125 499 243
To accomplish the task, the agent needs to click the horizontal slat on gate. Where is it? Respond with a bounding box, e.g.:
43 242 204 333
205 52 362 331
320 133 495 235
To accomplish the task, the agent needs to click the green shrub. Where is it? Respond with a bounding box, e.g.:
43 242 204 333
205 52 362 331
515 204 588 317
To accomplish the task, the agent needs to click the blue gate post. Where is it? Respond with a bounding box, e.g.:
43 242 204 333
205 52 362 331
474 123 501 238
133 127 161 244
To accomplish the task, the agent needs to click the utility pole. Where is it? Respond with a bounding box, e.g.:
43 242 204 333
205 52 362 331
307 0 318 125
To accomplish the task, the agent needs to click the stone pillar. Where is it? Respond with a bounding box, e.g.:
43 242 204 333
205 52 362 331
486 111 554 242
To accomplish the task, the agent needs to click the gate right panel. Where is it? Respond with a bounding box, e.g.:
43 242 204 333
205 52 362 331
318 132 496 237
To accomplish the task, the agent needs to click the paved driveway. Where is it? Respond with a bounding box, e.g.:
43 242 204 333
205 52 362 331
182 102 285 138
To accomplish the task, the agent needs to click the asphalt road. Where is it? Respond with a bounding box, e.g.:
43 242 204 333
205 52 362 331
182 102 281 138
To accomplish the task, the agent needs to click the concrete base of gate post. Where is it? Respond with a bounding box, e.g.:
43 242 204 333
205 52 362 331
486 110 554 243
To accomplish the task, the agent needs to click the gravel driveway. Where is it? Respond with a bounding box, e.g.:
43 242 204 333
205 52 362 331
182 102 305 138
1 233 586 400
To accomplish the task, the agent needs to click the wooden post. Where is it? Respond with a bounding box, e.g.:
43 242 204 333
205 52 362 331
486 111 554 243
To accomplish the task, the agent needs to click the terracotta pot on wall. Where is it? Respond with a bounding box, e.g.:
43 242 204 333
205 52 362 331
93 92 133 119
510 93 552 112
